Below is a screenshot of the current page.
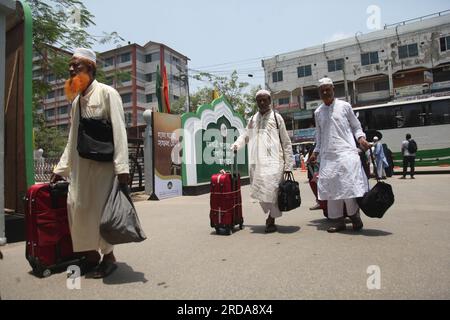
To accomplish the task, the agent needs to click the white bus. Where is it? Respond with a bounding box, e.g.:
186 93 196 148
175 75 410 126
353 96 450 167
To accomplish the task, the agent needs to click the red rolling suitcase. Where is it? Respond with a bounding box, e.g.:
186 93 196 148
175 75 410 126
25 182 83 277
210 152 243 235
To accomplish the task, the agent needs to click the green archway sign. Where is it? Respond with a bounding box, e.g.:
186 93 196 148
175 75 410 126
181 96 249 187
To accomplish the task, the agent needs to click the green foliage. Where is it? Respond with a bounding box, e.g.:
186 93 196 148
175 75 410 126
29 0 124 157
191 71 261 119
170 95 187 114
189 87 214 112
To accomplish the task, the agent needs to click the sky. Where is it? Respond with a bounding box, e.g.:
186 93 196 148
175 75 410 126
82 0 450 92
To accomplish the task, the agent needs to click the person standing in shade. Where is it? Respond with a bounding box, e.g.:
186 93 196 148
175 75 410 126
373 136 389 179
50 48 130 278
308 78 370 233
231 90 294 233
400 133 417 179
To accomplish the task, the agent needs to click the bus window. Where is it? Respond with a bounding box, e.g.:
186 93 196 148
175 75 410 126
371 107 395 130
404 102 427 127
395 108 405 128
431 100 450 125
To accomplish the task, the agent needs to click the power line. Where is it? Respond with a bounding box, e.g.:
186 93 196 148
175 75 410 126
191 55 272 69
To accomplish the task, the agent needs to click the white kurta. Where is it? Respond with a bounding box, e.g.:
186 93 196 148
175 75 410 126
54 80 129 253
313 99 368 201
234 110 294 204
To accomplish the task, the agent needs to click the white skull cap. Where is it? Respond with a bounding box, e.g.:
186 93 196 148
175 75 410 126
73 48 96 64
319 77 334 87
255 89 271 98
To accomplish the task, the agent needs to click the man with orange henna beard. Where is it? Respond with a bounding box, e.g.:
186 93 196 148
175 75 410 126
51 48 130 278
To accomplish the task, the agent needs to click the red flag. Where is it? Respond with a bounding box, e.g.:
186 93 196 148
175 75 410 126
162 65 171 113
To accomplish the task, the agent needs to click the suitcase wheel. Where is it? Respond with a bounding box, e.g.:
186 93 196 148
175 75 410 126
226 227 232 236
42 269 52 278
239 224 244 230
215 227 220 234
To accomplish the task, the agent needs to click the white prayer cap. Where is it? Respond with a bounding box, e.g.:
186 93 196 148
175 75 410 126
373 136 379 141
256 89 271 98
72 48 96 64
319 77 334 87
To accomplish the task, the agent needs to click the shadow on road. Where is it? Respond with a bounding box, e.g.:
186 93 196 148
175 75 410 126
308 219 393 237
246 225 301 235
101 262 148 285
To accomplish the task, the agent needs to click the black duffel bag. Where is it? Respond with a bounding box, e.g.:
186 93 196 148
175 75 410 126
357 147 394 218
278 171 301 212
76 99 114 162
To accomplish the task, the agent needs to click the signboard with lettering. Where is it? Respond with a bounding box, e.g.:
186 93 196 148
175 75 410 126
153 112 182 200
292 128 316 143
181 96 249 186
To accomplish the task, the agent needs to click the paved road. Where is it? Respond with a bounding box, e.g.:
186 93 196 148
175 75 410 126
1 172 449 300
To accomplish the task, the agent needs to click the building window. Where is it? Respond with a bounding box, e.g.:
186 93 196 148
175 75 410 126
440 36 450 52
328 59 344 72
146 94 154 103
272 71 283 83
145 73 154 82
398 43 418 59
104 57 114 67
46 73 55 82
173 95 179 100
297 65 312 78
45 109 55 118
278 98 290 105
59 106 68 115
136 52 146 63
172 56 180 64
120 52 131 63
145 52 159 63
47 91 55 99
361 52 379 66
121 93 132 103
374 80 389 92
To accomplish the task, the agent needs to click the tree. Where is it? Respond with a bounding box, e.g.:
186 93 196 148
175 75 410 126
170 95 187 115
189 87 214 112
29 0 124 157
191 71 261 119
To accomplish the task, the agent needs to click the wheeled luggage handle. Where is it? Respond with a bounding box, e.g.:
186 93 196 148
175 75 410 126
230 150 239 177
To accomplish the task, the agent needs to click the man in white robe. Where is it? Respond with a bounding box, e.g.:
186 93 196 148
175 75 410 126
232 90 294 233
51 48 129 278
308 78 370 233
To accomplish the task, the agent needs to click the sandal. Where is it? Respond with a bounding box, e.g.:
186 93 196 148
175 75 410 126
350 215 364 231
265 224 278 233
92 260 118 279
327 224 346 233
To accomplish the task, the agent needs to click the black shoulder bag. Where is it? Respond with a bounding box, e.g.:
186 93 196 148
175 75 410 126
357 147 394 218
274 111 301 212
77 98 115 162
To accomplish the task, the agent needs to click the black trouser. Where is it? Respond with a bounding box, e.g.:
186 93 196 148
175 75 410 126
403 156 416 177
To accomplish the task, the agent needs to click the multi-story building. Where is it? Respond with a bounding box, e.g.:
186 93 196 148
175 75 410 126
34 41 190 132
262 11 450 137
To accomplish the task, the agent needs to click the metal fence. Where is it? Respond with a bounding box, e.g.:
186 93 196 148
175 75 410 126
34 139 145 192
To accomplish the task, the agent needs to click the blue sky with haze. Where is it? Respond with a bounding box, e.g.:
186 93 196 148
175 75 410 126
83 0 450 92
